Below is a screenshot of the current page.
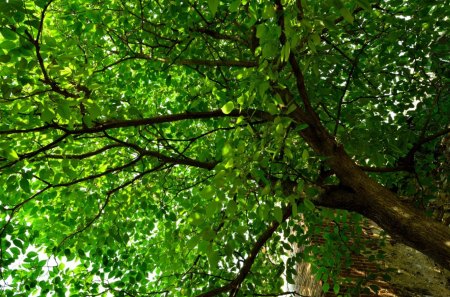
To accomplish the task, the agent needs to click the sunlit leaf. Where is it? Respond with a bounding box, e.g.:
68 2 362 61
221 101 235 114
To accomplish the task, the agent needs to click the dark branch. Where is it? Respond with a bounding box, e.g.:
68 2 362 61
192 27 243 44
95 53 257 73
195 205 293 297
359 126 450 173
58 163 167 247
60 109 272 135
252 292 305 297
103 133 218 171
42 144 126 160
0 134 69 171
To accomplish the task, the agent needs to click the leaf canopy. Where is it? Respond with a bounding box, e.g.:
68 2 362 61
0 0 449 296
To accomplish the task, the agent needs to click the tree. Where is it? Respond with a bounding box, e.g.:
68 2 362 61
0 0 448 296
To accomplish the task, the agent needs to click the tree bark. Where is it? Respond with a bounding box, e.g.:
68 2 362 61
292 109 450 270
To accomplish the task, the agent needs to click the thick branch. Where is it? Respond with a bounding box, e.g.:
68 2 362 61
275 7 450 269
0 109 270 137
315 184 450 270
57 109 272 135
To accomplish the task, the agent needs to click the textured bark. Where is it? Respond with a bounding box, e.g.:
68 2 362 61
292 109 450 270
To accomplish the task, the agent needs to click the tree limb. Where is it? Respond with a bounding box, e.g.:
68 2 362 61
95 53 257 73
195 206 293 297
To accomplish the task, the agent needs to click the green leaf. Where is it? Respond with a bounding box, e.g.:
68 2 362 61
78 249 86 259
206 200 220 217
5 149 19 161
322 282 330 293
10 247 20 255
307 39 316 53
357 0 371 10
13 239 23 248
288 195 297 216
331 0 344 9
1 40 17 50
333 283 340 294
302 149 309 160
275 123 284 135
226 200 238 215
102 255 109 266
281 42 290 62
0 55 11 63
43 36 58 47
85 101 101 118
273 206 283 223
206 249 219 269
296 123 309 131
20 178 30 193
25 19 40 30
303 199 315 211
229 0 240 12
0 28 17 40
208 0 219 17
311 33 321 45
41 107 55 123
221 101 235 114
340 8 354 24
56 101 71 120
35 0 48 9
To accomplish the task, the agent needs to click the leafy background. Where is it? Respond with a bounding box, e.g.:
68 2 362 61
0 0 448 296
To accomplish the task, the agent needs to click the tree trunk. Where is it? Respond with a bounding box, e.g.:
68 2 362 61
294 111 450 270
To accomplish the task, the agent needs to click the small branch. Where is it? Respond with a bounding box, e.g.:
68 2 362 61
58 163 166 247
192 27 243 44
321 36 353 64
412 127 450 154
0 124 56 135
104 133 218 170
55 156 143 188
95 53 257 73
24 1 79 99
195 205 293 297
295 0 304 19
359 165 408 173
333 64 355 136
252 292 305 297
274 1 320 125
0 186 52 238
0 134 69 171
190 2 212 25
0 89 52 102
42 144 126 160
360 126 450 173
35 0 54 42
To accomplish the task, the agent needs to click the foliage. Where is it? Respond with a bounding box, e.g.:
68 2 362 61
0 0 448 296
